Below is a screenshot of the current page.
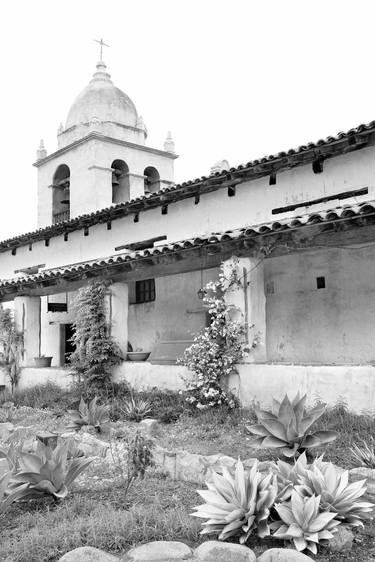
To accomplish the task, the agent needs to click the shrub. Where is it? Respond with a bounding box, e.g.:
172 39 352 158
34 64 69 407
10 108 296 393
246 393 338 458
10 383 76 410
271 490 340 554
191 458 277 543
67 396 109 432
180 259 254 411
0 306 23 391
69 281 123 393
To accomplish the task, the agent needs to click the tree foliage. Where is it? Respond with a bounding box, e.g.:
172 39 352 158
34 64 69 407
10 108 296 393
69 281 123 394
0 306 23 391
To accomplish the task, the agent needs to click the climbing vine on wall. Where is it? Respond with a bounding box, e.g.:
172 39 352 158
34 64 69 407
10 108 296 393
70 281 123 394
0 305 23 391
180 258 260 410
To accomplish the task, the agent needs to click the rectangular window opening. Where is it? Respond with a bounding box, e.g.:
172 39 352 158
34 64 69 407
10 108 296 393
161 205 168 215
228 186 236 197
316 276 325 289
107 221 112 230
135 279 156 304
84 227 89 237
269 172 277 186
134 213 139 223
45 239 50 247
64 233 69 242
312 159 324 174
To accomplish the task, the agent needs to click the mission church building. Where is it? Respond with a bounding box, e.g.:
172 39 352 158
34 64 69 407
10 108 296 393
1 52 375 412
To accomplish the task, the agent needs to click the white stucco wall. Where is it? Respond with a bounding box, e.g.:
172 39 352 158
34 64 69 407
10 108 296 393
127 268 218 352
265 244 375 364
3 143 375 282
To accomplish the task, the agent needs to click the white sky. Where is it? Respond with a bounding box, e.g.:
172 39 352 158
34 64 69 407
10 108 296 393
1 0 375 241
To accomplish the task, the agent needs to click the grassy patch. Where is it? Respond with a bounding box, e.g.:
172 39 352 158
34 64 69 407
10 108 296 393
0 477 202 562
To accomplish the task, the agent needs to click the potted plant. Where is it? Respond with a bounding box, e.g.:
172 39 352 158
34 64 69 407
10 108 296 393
33 355 53 368
127 348 150 362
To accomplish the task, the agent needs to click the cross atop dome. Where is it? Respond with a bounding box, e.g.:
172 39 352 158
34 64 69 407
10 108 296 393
94 38 110 62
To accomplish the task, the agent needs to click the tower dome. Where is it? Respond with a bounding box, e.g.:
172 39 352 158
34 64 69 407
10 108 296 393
65 61 138 130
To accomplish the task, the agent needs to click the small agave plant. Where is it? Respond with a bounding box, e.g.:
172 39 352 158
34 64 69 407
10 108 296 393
272 452 309 502
8 441 92 500
246 393 338 458
67 396 110 432
191 459 277 544
0 472 28 514
271 490 340 554
297 459 374 526
122 395 152 422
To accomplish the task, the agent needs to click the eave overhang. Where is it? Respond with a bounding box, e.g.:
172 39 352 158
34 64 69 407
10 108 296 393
1 200 375 301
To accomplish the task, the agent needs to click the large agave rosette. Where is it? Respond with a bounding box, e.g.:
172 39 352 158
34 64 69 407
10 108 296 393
271 490 340 554
191 459 277 544
297 459 374 526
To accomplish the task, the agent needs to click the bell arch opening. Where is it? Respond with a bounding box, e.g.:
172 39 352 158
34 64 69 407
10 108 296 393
52 164 70 224
112 159 130 203
144 166 160 194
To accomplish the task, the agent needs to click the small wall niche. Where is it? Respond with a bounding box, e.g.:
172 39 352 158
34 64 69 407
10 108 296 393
316 276 326 289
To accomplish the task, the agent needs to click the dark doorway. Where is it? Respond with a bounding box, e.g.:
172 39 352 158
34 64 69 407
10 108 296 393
64 323 76 364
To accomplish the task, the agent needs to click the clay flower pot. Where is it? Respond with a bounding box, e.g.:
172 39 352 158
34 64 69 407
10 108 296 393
33 356 53 368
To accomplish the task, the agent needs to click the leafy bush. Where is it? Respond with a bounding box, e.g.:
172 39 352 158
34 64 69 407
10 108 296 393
246 393 338 458
69 281 123 393
180 259 253 410
67 396 109 432
271 490 340 554
191 459 277 543
9 441 92 500
0 306 23 391
108 430 154 496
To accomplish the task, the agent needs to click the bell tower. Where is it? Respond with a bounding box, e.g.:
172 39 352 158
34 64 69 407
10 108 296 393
34 55 177 228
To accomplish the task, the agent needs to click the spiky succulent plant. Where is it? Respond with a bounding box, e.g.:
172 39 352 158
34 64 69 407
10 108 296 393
191 459 277 544
272 452 309 502
8 441 92 500
297 459 374 526
0 472 28 514
67 396 109 432
351 438 375 469
122 396 152 422
271 490 340 554
246 393 338 458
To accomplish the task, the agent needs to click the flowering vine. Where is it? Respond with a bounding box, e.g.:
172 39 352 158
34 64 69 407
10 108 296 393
180 258 260 410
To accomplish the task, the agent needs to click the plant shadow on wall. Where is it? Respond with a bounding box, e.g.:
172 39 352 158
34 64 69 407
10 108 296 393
0 306 23 392
69 281 123 398
179 258 261 411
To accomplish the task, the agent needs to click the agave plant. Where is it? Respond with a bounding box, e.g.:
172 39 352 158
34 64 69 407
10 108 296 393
122 395 152 422
0 472 29 514
271 490 340 554
297 459 374 526
191 459 277 544
246 393 338 458
8 441 92 500
272 452 309 502
0 442 22 473
67 396 109 432
351 438 375 469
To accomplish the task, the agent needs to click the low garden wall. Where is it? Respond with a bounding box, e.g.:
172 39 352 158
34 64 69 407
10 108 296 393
3 362 375 414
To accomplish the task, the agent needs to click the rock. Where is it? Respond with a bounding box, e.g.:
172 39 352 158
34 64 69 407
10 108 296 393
194 540 256 561
58 546 119 561
257 548 314 561
59 431 109 458
0 422 14 441
327 525 354 552
123 540 192 561
36 431 59 449
139 419 160 437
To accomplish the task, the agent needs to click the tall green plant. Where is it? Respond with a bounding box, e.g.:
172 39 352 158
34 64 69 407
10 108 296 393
69 282 122 393
0 306 23 391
